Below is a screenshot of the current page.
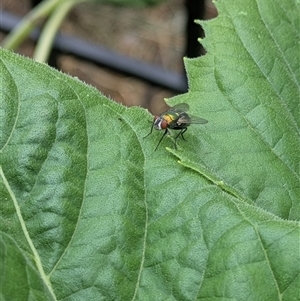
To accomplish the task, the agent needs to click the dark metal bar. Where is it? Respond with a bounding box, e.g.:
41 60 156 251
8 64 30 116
0 10 188 93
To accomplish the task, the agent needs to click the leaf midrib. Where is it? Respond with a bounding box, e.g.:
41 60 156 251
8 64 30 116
0 165 57 299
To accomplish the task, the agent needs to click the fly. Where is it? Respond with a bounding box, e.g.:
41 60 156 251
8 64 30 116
144 103 208 150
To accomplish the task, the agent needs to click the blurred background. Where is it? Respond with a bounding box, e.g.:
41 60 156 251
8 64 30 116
1 0 217 115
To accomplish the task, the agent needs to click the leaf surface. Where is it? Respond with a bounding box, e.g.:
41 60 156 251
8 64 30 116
0 0 299 300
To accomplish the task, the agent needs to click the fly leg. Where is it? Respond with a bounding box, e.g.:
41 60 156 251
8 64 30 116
155 129 168 151
143 121 154 138
173 128 187 149
180 128 188 141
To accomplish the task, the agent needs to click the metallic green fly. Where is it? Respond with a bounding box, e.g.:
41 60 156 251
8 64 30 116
144 103 208 150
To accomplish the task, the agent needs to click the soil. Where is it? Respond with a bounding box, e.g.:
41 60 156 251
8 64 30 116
1 0 217 115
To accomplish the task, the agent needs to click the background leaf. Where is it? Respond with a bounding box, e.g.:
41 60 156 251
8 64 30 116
171 0 300 220
1 0 299 300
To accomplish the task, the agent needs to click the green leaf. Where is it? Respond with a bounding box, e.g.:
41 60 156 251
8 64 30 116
174 0 300 221
0 0 299 300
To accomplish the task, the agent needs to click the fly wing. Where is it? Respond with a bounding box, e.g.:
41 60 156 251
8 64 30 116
188 115 208 124
178 114 208 125
169 103 189 113
168 103 208 125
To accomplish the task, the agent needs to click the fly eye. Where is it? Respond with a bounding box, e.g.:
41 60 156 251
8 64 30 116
160 120 168 129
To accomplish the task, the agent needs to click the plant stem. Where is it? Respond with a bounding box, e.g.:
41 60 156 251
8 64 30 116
34 0 86 63
1 0 63 50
